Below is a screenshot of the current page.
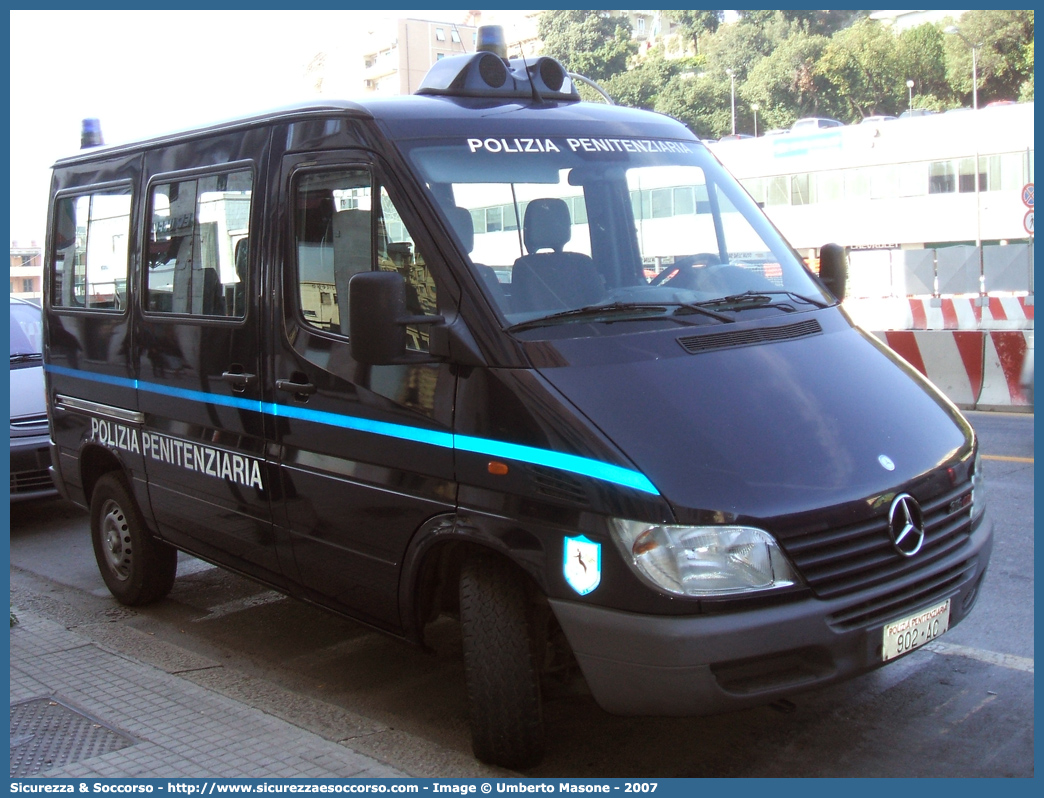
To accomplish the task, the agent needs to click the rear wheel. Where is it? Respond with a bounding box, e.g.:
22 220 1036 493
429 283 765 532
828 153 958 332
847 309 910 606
459 550 545 770
90 472 177 605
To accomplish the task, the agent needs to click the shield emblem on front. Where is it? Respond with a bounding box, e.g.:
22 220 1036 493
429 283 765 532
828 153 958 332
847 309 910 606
563 535 601 596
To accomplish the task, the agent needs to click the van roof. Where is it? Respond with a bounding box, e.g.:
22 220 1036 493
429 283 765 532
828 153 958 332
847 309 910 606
54 95 696 168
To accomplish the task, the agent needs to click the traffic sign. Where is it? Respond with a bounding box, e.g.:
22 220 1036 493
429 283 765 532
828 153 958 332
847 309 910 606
1024 210 1034 236
1022 183 1034 208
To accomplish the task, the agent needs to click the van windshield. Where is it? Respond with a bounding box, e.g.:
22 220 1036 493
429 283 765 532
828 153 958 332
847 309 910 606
404 136 829 329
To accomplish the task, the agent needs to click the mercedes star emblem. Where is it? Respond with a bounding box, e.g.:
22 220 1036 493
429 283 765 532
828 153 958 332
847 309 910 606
888 493 925 557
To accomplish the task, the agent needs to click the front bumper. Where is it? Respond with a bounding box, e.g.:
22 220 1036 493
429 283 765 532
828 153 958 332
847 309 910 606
550 514 993 716
10 433 58 501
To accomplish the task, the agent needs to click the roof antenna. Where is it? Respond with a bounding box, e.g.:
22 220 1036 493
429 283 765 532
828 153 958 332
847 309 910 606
515 33 544 105
451 22 467 52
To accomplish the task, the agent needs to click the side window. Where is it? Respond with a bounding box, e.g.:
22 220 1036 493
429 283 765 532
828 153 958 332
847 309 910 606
379 186 437 352
51 188 131 310
145 169 252 317
293 168 373 336
292 170 437 352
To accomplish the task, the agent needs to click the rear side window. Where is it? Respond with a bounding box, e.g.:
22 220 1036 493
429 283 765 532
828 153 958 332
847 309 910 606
51 188 132 310
145 169 252 317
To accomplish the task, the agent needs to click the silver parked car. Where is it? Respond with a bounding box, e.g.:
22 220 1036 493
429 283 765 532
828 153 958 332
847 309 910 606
10 296 56 501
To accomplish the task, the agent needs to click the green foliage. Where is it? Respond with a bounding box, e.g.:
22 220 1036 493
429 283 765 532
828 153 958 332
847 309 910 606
819 17 906 119
944 10 1035 106
538 10 638 83
537 10 1034 137
896 24 949 109
660 10 723 54
744 31 834 129
603 48 686 110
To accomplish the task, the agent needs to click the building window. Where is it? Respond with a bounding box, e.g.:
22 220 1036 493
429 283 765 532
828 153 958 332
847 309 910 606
22 278 34 293
929 160 956 194
435 27 445 41
451 29 460 43
766 175 789 206
436 53 445 60
958 158 986 193
791 173 812 205
637 17 646 34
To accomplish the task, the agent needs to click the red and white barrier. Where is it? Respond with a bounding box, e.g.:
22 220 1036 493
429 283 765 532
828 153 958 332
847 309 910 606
848 295 1034 332
873 330 1033 411
978 331 1032 410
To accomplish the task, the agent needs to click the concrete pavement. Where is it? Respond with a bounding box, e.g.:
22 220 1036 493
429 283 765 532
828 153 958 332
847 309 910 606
10 609 410 779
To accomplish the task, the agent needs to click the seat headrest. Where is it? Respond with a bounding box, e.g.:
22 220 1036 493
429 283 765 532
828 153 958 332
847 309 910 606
446 206 474 253
523 198 571 254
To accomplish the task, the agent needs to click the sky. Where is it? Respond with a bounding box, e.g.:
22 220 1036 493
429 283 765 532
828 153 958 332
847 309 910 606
8 9 476 246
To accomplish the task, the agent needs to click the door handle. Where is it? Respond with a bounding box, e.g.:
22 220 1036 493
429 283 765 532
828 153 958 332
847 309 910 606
220 371 257 390
276 378 316 397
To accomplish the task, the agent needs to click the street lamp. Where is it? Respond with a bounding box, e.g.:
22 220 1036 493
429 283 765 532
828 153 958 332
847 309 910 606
906 79 915 113
751 102 759 137
725 68 736 135
944 25 984 300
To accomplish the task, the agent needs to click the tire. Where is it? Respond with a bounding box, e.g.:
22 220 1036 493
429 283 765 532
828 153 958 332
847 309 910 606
459 550 545 769
90 472 177 606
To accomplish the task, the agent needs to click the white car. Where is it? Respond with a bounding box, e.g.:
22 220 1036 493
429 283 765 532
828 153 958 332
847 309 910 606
10 296 56 501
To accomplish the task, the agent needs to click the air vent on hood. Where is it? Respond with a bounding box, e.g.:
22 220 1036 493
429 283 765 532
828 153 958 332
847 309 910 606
677 319 822 355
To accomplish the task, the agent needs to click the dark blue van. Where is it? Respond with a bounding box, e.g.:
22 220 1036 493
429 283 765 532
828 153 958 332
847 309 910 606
43 34 991 769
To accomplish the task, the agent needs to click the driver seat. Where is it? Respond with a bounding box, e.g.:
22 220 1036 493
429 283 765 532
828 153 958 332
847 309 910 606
511 198 603 313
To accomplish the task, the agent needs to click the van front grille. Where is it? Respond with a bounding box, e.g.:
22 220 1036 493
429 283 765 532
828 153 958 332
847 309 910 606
827 558 978 631
777 483 973 600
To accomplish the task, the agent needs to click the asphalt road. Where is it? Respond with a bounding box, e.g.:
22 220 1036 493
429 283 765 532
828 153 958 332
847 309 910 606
8 411 1034 777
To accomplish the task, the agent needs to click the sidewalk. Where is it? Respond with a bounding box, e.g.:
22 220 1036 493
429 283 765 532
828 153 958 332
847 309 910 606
10 610 410 779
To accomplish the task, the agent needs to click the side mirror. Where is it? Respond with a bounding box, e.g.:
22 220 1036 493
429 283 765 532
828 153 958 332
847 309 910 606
818 243 848 302
349 271 444 365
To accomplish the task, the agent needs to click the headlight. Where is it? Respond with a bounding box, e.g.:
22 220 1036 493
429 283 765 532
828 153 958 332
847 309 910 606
609 519 801 597
971 448 985 519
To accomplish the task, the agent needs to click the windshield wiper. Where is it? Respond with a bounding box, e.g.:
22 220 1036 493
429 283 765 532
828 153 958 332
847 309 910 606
695 290 829 312
10 353 42 364
507 302 676 332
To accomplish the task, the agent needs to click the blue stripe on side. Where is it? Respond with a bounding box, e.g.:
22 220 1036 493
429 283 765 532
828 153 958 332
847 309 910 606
45 363 137 390
269 401 456 449
44 364 660 496
454 434 660 495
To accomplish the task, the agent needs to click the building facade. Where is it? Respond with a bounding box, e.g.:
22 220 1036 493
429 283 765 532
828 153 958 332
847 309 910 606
10 242 43 299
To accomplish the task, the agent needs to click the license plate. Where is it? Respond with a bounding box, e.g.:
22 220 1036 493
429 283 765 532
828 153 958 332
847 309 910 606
882 599 951 661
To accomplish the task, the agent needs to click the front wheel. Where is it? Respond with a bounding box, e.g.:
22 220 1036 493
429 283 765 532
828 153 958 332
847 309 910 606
459 551 545 769
90 472 177 605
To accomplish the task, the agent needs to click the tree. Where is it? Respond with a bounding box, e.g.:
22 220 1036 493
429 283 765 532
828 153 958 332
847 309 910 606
538 10 637 83
895 24 949 110
818 17 905 119
654 72 729 139
780 10 870 37
743 31 835 129
660 10 723 55
944 10 1035 105
603 47 693 110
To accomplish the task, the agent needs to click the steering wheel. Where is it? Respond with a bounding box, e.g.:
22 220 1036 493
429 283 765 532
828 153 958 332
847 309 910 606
649 253 723 287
